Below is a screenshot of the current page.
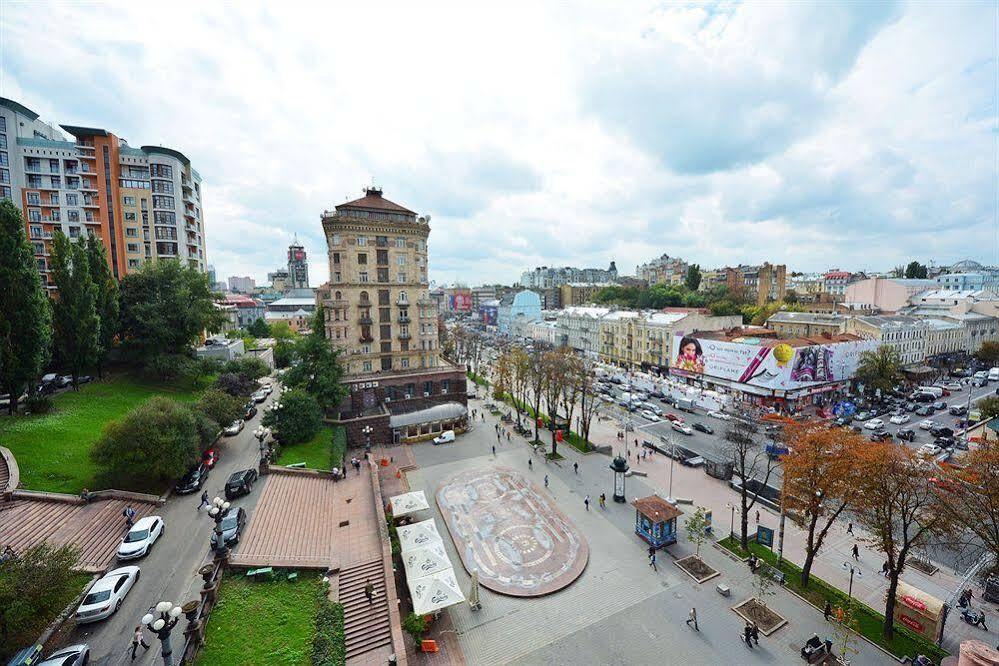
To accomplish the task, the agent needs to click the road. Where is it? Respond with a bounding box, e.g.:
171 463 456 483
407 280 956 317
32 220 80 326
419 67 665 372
60 386 276 665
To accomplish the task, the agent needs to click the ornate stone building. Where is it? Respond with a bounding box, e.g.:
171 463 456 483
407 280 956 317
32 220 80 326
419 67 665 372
316 188 467 447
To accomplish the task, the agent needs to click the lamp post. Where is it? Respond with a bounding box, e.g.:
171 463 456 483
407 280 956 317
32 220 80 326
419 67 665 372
362 425 373 454
726 502 736 540
610 455 629 503
659 433 677 504
208 497 231 558
141 600 183 666
841 561 862 603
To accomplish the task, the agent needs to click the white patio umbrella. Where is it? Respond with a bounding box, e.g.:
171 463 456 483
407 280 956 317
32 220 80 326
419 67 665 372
410 567 466 615
389 490 430 517
402 541 452 581
397 518 443 552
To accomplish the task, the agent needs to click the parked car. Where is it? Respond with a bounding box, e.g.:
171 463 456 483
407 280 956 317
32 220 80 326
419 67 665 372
223 419 245 436
671 421 693 435
918 443 942 457
918 419 936 430
210 506 247 549
251 390 267 403
56 375 73 388
640 410 660 422
707 410 730 421
175 462 210 494
77 375 93 385
864 418 884 430
37 644 90 666
942 382 962 391
855 411 872 421
869 431 892 442
117 516 164 561
433 430 455 445
930 426 954 439
692 422 714 434
202 447 219 469
932 401 947 411
897 428 916 442
948 405 967 416
225 469 259 500
914 406 933 416
244 403 258 419
75 566 140 623
935 436 956 448
664 413 683 422
889 414 910 425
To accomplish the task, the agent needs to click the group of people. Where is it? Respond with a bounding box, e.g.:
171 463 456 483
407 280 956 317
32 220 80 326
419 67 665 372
741 620 761 648
331 456 364 481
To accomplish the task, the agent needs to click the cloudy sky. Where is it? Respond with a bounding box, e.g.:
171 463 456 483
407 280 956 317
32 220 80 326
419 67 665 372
2 1 995 286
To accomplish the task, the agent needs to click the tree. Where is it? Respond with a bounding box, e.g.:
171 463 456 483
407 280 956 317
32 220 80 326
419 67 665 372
856 345 903 396
49 231 99 387
577 358 600 446
269 321 295 341
975 341 999 366
0 543 80 651
904 261 928 279
725 416 776 551
221 356 270 380
783 289 799 305
510 347 531 427
683 505 711 557
273 338 297 369
215 372 258 398
84 233 119 379
0 199 51 414
247 317 270 338
262 389 322 445
541 349 568 456
283 306 347 412
119 259 224 361
854 443 958 641
195 388 245 430
978 396 999 421
684 264 702 291
493 350 513 402
91 397 201 487
781 423 865 587
937 442 999 578
528 347 547 443
560 352 583 443
832 598 862 665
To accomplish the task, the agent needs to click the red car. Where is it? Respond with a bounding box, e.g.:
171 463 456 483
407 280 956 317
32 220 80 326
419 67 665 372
664 413 683 422
202 448 219 469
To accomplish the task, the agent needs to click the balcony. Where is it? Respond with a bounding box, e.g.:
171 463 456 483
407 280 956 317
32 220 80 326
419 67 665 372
358 315 373 325
398 315 411 324
398 332 412 340
396 296 409 306
359 335 374 344
30 230 53 240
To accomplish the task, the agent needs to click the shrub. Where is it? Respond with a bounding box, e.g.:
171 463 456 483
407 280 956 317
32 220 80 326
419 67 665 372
23 393 52 414
194 412 221 448
221 356 270 380
262 390 322 445
143 353 195 381
214 372 257 398
310 591 345 666
274 339 296 369
402 613 428 646
196 388 245 429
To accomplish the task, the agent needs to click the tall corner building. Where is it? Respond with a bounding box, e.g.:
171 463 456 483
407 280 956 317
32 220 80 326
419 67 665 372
287 235 309 288
0 97 207 288
316 187 467 448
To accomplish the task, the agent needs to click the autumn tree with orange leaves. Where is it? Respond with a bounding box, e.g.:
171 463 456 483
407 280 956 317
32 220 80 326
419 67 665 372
936 441 999 579
781 423 867 587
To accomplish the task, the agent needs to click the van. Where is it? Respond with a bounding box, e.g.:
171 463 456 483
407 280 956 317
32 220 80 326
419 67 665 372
676 398 696 412
989 368 999 382
916 386 943 399
433 430 455 445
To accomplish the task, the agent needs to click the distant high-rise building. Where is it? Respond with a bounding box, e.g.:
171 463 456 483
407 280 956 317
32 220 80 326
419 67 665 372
287 236 309 289
0 97 208 291
268 268 290 292
519 262 617 288
637 254 689 286
228 275 255 293
207 264 217 286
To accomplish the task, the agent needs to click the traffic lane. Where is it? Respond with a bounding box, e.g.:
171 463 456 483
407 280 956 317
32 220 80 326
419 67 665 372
68 386 277 665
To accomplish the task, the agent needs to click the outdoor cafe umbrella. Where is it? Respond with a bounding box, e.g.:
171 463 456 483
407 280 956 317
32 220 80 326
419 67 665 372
409 567 466 616
402 541 452 581
389 490 430 518
397 518 444 553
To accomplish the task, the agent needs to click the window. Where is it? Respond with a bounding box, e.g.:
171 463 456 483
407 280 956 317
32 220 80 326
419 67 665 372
154 211 176 224
50 176 60 188
0 186 10 200
397 272 407 283
424 381 434 395
32 242 44 254
397 255 406 266
26 192 40 205
362 361 373 372
441 379 450 394
150 163 173 178
357 253 367 265
128 259 140 268
380 357 392 371
379 307 391 322
68 227 81 239
124 212 136 221
68 211 80 222
380 324 391 339
119 179 150 189
126 227 138 237
0 168 8 184
401 358 409 368
334 272 342 282
66 193 79 206
28 209 41 222
359 271 368 283
361 344 371 354
127 243 139 253
376 249 388 264
0 152 7 166
123 196 136 206
332 252 340 264
332 234 341 246
140 198 148 211
395 238 406 248
151 180 174 193
378 290 390 305
49 193 58 204
152 195 174 209
357 236 367 246
376 236 388 247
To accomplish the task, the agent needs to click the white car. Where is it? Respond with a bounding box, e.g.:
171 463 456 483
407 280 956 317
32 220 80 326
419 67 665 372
671 421 693 435
889 414 910 425
224 419 245 436
37 644 90 666
117 515 164 560
864 418 884 430
75 566 140 623
601 395 614 403
918 443 942 457
942 382 962 391
707 410 731 421
640 410 660 422
918 419 937 430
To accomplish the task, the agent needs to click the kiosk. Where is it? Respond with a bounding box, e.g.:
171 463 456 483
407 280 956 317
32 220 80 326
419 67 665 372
632 495 683 549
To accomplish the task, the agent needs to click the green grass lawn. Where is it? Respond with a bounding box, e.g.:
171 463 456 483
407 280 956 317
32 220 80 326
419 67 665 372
274 425 345 471
199 573 323 666
0 374 206 494
717 536 948 662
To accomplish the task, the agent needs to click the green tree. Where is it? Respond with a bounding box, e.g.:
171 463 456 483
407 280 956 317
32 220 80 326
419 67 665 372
215 372 258 398
0 543 80 653
975 341 999 366
683 505 710 557
904 261 928 279
977 396 999 421
50 231 99 387
221 356 270 380
684 264 702 291
283 305 347 412
91 396 200 487
708 299 741 317
84 233 119 379
119 260 224 363
274 338 297 369
195 388 245 429
262 389 322 444
269 321 295 341
247 317 270 338
856 345 904 396
0 199 51 414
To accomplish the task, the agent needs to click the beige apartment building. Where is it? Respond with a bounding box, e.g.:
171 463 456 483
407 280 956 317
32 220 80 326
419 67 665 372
765 311 848 337
598 309 742 370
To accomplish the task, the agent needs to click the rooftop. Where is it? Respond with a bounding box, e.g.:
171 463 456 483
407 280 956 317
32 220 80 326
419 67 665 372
268 296 317 307
632 495 683 521
335 187 416 215
698 327 863 347
767 311 845 325
853 315 928 330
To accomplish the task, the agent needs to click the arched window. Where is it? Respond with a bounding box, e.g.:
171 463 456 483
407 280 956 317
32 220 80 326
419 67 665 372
359 291 369 303
334 290 342 300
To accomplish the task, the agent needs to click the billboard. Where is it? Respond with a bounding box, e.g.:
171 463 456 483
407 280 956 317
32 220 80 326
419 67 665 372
670 333 877 390
449 292 472 312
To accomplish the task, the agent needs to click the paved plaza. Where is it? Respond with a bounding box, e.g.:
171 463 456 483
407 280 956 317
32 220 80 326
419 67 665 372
436 466 588 596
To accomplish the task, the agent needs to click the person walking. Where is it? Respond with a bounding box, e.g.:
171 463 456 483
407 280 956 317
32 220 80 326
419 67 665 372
544 474 549 488
123 505 136 528
506 431 510 442
649 550 657 572
824 600 832 621
573 462 579 474
599 493 606 509
492 445 496 457
974 610 988 631
882 560 890 577
847 522 854 535
743 622 754 648
131 625 150 660
751 622 760 646
852 543 860 561
364 579 375 604
755 510 760 524
198 491 209 512
528 458 533 470
686 607 699 631
584 495 590 511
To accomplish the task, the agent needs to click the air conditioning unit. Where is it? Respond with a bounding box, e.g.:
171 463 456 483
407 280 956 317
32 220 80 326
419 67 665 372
424 391 430 397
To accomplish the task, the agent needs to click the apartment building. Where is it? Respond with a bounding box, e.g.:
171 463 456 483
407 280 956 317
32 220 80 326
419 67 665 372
316 188 466 446
598 309 742 370
555 306 612 356
0 97 207 286
822 270 853 298
636 253 688 286
765 311 848 337
726 263 787 306
287 236 309 289
844 277 935 313
520 262 617 289
559 282 604 308
228 276 255 293
845 315 929 366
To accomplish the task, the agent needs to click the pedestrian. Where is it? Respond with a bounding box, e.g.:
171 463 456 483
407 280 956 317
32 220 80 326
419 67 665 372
123 505 136 527
584 495 590 511
198 491 209 511
847 522 854 535
599 493 606 509
649 551 657 571
823 600 832 621
364 579 374 604
573 462 579 474
506 432 510 442
686 607 699 631
756 510 760 524
743 622 754 648
528 458 533 470
882 560 890 577
751 622 760 646
852 543 860 561
544 474 549 488
492 445 496 457
131 625 150 660
80 487 91 503
975 611 988 631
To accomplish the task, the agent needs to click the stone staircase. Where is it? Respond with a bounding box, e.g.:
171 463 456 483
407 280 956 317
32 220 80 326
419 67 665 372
339 558 392 662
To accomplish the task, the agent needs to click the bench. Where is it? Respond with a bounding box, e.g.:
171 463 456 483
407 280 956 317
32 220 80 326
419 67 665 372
762 565 786 585
286 462 306 469
287 572 298 581
716 583 731 597
246 567 273 579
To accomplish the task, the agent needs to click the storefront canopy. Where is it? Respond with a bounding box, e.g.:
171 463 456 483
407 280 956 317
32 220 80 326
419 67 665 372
397 518 444 553
389 402 467 429
402 541 452 582
390 490 430 517
409 567 466 615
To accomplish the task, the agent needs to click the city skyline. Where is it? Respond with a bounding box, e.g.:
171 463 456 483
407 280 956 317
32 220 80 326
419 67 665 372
2 2 994 286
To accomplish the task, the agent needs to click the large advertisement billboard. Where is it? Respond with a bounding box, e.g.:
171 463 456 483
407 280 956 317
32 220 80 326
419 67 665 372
670 333 877 390
449 292 472 312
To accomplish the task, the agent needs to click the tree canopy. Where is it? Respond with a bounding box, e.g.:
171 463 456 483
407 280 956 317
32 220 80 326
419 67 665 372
262 389 323 445
84 233 119 379
856 345 904 396
0 543 81 653
904 261 928 279
50 231 99 386
283 305 347 412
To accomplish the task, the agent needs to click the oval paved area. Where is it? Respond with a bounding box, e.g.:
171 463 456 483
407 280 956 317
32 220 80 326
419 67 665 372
436 466 588 596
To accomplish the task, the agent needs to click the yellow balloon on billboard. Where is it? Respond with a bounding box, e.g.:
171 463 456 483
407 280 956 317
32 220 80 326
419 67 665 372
773 343 793 366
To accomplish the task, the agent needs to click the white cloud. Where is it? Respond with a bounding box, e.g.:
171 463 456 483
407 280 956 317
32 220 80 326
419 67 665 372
1 0 993 285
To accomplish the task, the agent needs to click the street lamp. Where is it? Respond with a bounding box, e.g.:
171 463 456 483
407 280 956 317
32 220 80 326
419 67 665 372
659 433 676 504
841 561 863 603
208 497 232 558
725 502 736 540
362 425 373 454
141 600 183 666
609 455 629 503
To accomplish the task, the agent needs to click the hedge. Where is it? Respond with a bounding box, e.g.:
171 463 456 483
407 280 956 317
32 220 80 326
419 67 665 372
311 591 346 666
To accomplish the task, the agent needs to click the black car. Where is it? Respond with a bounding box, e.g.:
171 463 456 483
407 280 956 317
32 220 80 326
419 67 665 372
692 422 714 434
897 428 916 442
244 402 258 420
175 462 210 494
913 393 935 404
869 431 892 442
210 506 246 548
935 436 956 448
929 426 954 438
949 405 967 416
225 469 259 500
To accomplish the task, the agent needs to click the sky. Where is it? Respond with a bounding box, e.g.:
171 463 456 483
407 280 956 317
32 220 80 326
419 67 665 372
1 1 996 287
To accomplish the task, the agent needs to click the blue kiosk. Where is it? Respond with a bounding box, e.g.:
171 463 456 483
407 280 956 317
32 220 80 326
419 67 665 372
633 495 683 550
